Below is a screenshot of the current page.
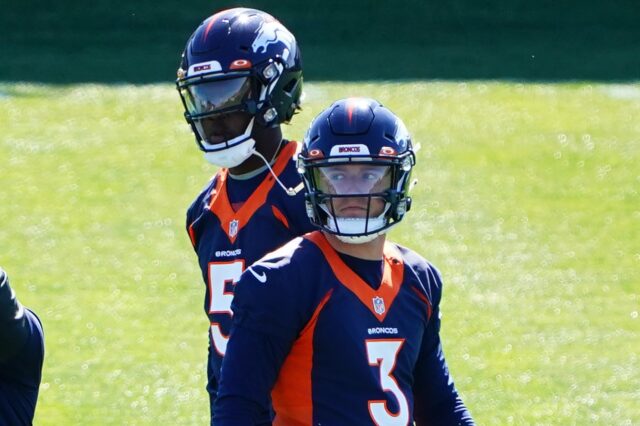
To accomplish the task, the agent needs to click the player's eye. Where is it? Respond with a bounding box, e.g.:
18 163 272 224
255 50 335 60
361 169 386 180
326 172 346 181
362 172 378 180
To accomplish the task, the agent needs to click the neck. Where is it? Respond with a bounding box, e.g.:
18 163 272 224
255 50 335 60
324 233 386 260
229 126 283 175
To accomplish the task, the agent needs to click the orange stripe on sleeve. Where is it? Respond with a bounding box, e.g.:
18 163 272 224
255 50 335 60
188 223 197 247
411 286 433 320
272 289 333 426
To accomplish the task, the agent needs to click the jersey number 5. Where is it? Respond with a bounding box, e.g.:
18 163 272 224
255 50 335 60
366 339 409 426
208 260 244 355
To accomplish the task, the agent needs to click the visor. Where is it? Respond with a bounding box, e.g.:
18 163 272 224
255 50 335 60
314 164 391 195
179 77 253 117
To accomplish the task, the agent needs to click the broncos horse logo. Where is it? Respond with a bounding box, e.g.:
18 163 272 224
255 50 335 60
251 21 296 56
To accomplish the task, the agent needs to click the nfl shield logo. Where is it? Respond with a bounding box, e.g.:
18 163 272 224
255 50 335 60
229 219 239 238
372 296 385 316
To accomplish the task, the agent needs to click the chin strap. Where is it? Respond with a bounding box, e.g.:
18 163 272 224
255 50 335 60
251 147 303 197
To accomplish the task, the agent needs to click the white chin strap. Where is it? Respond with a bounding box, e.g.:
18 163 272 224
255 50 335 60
203 138 255 168
323 205 391 244
200 118 256 168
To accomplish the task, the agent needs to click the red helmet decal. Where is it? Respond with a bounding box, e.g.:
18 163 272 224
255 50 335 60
380 146 397 155
202 11 225 43
230 59 252 69
347 101 355 125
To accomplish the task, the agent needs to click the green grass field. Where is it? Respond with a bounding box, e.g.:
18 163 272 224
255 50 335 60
1 81 638 425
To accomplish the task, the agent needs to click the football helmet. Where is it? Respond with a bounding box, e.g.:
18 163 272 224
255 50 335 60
298 98 415 244
176 8 303 167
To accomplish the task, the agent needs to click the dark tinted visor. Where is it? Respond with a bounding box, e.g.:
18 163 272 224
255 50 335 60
180 77 252 117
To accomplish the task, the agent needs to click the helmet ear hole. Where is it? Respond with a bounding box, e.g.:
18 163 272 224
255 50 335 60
281 78 302 122
282 78 298 95
391 197 411 221
245 100 257 115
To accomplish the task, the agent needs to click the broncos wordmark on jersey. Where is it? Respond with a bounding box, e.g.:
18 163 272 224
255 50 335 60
186 141 315 402
213 232 474 425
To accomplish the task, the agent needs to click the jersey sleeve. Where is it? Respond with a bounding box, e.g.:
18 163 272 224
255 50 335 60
213 239 322 424
0 269 30 360
213 325 292 425
411 263 475 425
0 269 45 381
185 176 217 248
230 239 317 341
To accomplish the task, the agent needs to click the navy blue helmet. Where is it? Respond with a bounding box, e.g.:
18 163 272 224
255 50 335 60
298 98 415 243
176 8 303 166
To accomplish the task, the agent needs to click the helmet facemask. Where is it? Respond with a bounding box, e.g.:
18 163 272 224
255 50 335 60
177 68 259 167
301 153 414 244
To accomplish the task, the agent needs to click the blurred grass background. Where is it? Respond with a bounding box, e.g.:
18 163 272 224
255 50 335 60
1 81 638 424
1 0 639 424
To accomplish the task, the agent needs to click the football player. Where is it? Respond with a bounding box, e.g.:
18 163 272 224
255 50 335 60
0 267 44 425
214 98 475 425
176 7 315 421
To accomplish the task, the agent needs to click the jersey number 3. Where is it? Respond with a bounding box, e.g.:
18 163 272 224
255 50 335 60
208 261 244 355
366 339 409 426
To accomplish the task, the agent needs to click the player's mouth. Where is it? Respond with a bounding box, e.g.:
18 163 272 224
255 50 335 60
207 133 229 144
336 205 368 217
206 128 240 144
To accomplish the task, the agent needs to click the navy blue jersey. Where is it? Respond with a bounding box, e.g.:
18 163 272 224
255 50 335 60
185 141 316 411
0 270 45 426
214 231 474 425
